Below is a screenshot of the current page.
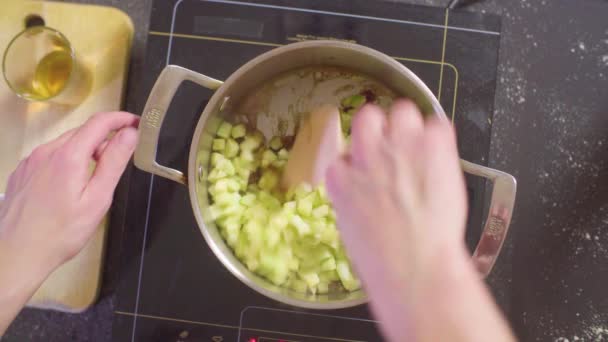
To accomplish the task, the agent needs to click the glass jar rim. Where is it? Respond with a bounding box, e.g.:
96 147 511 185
2 26 76 101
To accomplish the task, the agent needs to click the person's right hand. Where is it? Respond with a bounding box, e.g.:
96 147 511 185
326 99 467 287
326 100 517 342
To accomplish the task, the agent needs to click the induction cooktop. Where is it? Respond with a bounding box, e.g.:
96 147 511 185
112 0 501 340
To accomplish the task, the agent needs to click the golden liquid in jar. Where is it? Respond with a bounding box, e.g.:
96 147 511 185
22 49 73 100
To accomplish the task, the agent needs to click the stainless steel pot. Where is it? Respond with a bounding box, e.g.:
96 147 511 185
134 41 516 309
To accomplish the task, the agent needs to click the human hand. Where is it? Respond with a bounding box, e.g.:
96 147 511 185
0 111 139 276
326 100 470 340
327 99 467 283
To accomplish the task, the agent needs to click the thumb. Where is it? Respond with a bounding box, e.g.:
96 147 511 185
84 127 138 206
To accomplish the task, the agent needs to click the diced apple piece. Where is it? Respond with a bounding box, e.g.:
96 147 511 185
214 178 239 193
288 258 300 271
247 183 259 193
298 271 320 290
341 94 366 108
239 149 255 163
215 192 241 207
238 179 248 192
237 168 251 181
212 138 226 151
245 258 259 272
217 121 233 138
317 281 330 294
245 204 269 222
231 124 247 139
240 132 263 151
269 212 289 230
319 270 340 282
267 262 289 286
320 227 340 250
340 112 352 134
234 235 247 259
282 202 296 216
290 215 311 236
207 169 225 183
223 219 241 247
216 204 242 221
277 148 289 160
210 152 225 167
265 227 281 249
341 96 352 108
224 138 239 158
240 193 256 207
212 178 228 192
243 220 264 249
215 158 235 176
300 245 332 265
271 160 286 169
208 204 222 221
261 150 278 167
337 260 361 291
343 94 366 108
282 225 296 244
269 136 283 150
342 278 361 292
320 257 337 272
297 193 315 217
258 191 281 210
317 184 328 199
294 183 313 199
226 179 240 192
312 205 330 219
258 170 279 191
288 277 308 293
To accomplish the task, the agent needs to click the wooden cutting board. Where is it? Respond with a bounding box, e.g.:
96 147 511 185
0 0 133 312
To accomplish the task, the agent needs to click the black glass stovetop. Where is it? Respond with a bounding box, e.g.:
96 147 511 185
113 0 501 340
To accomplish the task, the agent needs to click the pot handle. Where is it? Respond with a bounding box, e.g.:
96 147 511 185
134 65 223 185
461 160 517 276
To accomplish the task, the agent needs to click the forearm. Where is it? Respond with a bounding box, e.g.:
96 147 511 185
413 246 514 342
367 244 515 342
0 241 52 336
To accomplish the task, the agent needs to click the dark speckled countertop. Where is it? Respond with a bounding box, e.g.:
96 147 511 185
3 0 608 341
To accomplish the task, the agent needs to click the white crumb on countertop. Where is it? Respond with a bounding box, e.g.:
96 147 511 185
552 312 608 341
535 79 608 338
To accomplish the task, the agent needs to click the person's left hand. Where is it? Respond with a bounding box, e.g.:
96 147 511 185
0 111 139 276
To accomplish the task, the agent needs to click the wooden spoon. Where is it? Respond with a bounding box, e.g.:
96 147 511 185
281 104 345 190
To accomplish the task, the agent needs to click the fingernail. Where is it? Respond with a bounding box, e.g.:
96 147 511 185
118 127 138 149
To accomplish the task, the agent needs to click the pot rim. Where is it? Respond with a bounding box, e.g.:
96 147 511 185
187 40 446 309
